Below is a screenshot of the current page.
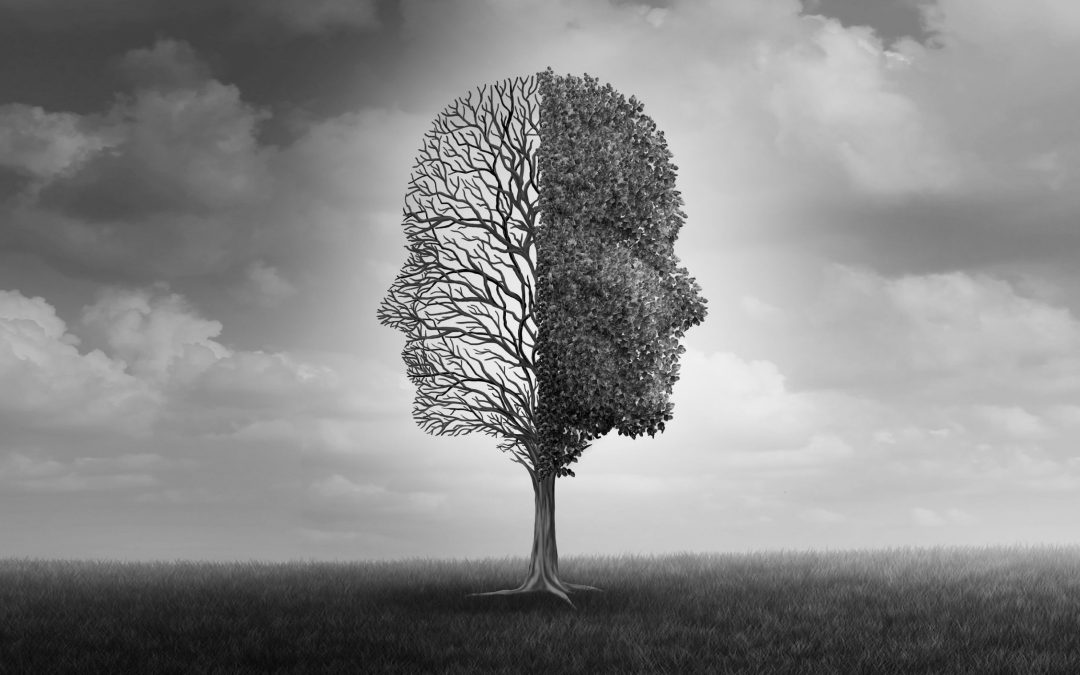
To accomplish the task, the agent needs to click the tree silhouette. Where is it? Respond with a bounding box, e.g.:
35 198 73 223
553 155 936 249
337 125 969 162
378 70 706 606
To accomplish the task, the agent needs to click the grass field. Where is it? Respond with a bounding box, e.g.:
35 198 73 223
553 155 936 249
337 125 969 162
1 546 1078 674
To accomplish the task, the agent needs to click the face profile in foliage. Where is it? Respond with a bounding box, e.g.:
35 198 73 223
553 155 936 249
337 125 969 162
378 69 706 606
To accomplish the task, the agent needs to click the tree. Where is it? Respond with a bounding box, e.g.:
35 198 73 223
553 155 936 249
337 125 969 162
377 70 706 607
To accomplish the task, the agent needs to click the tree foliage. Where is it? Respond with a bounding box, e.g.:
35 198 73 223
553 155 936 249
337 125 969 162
534 70 707 478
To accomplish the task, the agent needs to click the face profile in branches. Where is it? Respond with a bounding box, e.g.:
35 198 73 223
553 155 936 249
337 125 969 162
378 70 706 480
377 76 541 469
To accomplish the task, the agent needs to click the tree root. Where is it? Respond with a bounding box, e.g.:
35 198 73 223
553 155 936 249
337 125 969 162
563 582 603 592
469 578 603 609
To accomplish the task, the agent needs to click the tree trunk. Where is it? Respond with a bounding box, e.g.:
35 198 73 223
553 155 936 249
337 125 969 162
469 470 601 608
522 471 562 592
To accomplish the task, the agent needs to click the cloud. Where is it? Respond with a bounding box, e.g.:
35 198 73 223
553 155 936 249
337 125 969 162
774 265 1080 393
720 435 855 470
231 261 298 308
77 284 401 425
0 104 118 180
971 406 1049 441
692 264 1080 506
81 286 228 383
923 0 1080 45
3 281 405 461
0 451 162 493
0 38 428 288
670 348 856 454
307 473 447 519
898 0 1080 203
654 263 1080 515
1 39 275 279
116 38 212 91
395 0 959 202
0 289 156 432
40 79 272 221
764 18 959 194
190 351 339 412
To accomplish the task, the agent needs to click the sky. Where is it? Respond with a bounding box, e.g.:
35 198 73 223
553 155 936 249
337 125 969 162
1 0 1077 562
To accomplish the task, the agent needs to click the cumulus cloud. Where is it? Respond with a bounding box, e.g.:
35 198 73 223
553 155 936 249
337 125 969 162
773 265 1080 393
77 285 399 422
897 0 1080 202
669 348 868 456
1 39 275 279
82 287 228 383
3 280 400 438
687 264 1080 505
764 18 959 194
0 37 428 288
651 263 1080 519
0 289 156 432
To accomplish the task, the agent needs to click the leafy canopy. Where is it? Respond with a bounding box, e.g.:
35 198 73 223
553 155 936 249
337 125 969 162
534 70 707 478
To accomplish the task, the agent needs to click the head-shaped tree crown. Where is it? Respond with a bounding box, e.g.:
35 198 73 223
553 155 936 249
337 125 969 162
379 70 706 480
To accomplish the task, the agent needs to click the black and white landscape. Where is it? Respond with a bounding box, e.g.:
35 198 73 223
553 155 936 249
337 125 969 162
1 0 1077 563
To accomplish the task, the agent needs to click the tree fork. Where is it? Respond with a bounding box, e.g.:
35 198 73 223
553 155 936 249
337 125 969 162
469 471 602 608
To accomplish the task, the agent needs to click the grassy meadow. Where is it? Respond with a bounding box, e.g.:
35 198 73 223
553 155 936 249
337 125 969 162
1 546 1078 673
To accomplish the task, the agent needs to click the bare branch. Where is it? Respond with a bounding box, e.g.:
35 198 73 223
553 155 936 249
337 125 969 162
377 75 541 465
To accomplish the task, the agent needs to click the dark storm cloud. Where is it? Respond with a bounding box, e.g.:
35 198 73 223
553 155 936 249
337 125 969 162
0 0 400 120
0 31 418 287
0 39 275 279
0 2 412 288
37 81 273 222
0 0 381 33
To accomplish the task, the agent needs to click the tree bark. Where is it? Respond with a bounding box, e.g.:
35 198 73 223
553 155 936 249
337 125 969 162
469 470 601 608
